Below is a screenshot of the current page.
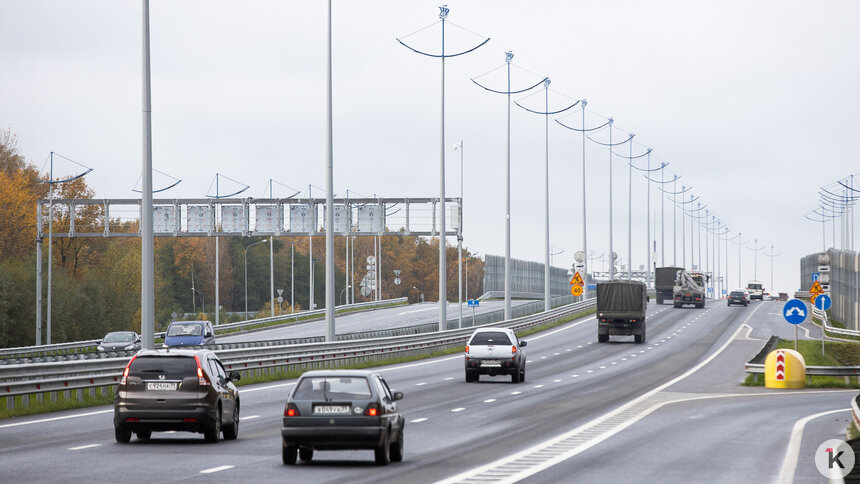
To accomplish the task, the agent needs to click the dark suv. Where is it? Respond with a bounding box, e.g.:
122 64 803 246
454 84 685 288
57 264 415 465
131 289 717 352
114 348 240 443
727 290 748 307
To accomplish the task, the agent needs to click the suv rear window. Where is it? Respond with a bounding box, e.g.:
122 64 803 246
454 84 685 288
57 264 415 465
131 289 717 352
167 323 203 336
128 356 198 379
469 331 512 345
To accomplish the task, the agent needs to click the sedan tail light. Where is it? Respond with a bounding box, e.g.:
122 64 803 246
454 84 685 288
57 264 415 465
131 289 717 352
364 403 379 417
284 403 300 417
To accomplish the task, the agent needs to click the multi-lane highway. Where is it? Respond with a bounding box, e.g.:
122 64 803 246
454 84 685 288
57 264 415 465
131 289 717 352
0 299 853 483
219 299 535 343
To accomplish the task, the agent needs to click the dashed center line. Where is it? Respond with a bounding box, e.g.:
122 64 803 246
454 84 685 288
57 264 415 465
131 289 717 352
451 408 466 412
444 377 454 381
200 465 235 474
243 415 260 421
533 385 545 388
411 418 428 423
484 399 497 403
68 444 101 451
415 382 427 386
511 391 522 395
553 379 562 383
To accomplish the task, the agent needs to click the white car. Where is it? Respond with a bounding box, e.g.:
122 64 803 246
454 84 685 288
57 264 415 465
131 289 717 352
464 327 527 383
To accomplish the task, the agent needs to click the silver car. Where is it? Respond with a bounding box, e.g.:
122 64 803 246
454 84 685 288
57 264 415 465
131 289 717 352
97 331 141 352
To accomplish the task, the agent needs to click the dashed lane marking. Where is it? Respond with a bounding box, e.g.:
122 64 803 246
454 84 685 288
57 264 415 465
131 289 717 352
411 418 428 423
68 444 101 451
200 465 235 474
451 408 466 413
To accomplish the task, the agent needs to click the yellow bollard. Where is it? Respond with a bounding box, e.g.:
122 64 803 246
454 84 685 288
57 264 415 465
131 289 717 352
765 349 806 389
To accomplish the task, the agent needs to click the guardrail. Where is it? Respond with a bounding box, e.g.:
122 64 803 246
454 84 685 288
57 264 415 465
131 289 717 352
812 306 860 338
0 297 408 360
0 297 597 410
745 335 860 377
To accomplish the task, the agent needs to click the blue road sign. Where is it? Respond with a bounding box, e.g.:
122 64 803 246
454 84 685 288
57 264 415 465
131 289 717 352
587 284 597 290
783 299 808 325
815 294 832 311
468 299 479 307
812 272 820 281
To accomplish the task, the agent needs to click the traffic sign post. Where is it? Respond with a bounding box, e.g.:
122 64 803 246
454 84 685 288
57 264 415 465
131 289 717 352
571 285 583 296
783 299 808 352
468 299 479 326
814 294 832 311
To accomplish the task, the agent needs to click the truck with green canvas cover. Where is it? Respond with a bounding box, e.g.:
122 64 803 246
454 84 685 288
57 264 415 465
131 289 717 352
596 280 648 344
655 266 683 304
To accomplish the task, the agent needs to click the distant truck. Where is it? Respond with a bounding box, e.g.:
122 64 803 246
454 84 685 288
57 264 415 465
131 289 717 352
655 266 683 305
597 280 648 344
747 280 764 300
673 269 706 308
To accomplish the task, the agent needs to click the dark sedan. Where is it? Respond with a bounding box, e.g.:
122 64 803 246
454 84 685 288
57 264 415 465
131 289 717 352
727 290 748 306
97 331 141 352
281 369 404 465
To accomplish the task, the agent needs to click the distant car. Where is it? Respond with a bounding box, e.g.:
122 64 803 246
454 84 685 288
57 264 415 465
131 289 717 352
97 331 141 352
727 290 748 307
281 370 404 465
163 321 215 347
113 348 241 443
779 292 789 301
464 327 527 383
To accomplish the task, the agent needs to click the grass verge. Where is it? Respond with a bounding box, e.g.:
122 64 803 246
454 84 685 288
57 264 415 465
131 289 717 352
742 339 860 388
0 390 115 420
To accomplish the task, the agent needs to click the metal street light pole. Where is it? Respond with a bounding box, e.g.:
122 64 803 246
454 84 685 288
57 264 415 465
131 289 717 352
399 6 489 330
324 0 336 341
454 139 464 328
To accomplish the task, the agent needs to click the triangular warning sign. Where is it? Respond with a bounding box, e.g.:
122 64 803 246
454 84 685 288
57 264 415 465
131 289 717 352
810 281 823 294
570 272 584 285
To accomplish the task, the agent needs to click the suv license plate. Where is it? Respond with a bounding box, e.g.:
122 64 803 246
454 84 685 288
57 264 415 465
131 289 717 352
146 382 177 391
481 360 501 367
313 405 351 415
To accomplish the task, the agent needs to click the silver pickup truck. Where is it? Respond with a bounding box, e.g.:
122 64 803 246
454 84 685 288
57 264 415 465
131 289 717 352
464 327 527 383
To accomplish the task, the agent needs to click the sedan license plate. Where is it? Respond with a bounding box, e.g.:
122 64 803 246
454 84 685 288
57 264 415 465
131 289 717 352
313 405 350 415
480 360 501 367
146 382 177 391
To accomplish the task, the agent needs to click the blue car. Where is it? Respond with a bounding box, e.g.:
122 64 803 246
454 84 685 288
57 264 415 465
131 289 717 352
164 321 216 347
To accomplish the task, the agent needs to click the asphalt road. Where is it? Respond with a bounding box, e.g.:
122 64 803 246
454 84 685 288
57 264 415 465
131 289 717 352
219 299 535 343
1 299 855 483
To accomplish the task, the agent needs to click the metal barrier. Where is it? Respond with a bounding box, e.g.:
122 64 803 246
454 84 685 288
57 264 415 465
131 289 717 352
812 306 860 338
1 298 597 410
745 335 860 376
0 297 407 360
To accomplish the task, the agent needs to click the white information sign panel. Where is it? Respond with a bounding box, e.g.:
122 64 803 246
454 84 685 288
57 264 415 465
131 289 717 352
186 206 212 233
255 205 280 233
358 206 383 233
221 205 246 233
153 206 176 233
332 204 349 233
290 205 316 233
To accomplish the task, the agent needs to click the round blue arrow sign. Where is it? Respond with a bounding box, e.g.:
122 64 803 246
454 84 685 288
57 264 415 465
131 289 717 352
783 299 808 325
815 294 832 312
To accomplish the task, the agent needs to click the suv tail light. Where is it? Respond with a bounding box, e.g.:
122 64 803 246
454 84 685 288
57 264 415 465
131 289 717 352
194 355 210 387
120 355 138 385
511 345 517 354
364 403 379 417
284 403 299 417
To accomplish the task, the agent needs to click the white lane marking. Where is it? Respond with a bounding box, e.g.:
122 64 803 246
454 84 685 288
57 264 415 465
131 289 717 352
484 399 497 403
540 356 547 360
415 382 427 386
397 307 436 315
451 408 466 413
533 385 544 389
553 379 562 383
511 391 522 395
0 409 113 429
243 415 260 421
444 377 454 381
565 349 572 352
386 354 462 372
68 444 101 451
599 366 606 369
571 375 579 378
586 370 593 373
200 465 235 474
577 345 583 348
411 418 428 423
242 381 296 393
777 408 849 483
621 358 627 361
437 301 768 484
611 362 618 365
527 360 533 363
553 353 560 356
526 316 598 342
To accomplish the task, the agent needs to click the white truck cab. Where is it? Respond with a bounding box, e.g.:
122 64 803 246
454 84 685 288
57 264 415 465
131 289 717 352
746 281 764 300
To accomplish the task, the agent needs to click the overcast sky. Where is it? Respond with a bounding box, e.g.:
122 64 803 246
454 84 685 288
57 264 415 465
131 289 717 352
2 1 859 295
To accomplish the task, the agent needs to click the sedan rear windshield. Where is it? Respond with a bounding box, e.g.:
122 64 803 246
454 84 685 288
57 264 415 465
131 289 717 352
469 331 512 345
167 323 203 337
128 356 198 379
293 377 372 400
730 291 745 297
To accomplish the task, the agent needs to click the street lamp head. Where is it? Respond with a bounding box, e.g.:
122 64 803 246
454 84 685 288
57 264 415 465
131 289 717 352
608 117 614 125
505 51 514 63
439 5 449 19
543 78 551 88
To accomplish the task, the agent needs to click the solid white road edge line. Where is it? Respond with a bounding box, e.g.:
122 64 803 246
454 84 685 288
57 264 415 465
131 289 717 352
776 407 849 484
0 409 113 429
436 302 768 484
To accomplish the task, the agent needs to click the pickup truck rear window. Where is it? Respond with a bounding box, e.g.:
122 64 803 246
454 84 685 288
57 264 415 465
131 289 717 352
470 331 512 345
